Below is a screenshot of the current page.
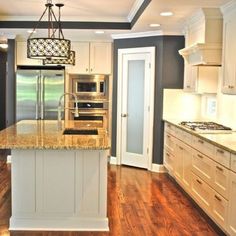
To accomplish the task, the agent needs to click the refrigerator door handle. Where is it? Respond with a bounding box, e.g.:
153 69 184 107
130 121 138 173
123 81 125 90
41 76 45 119
36 76 40 119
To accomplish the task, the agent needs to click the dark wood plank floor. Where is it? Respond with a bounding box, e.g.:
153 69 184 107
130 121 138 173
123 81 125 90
0 159 221 236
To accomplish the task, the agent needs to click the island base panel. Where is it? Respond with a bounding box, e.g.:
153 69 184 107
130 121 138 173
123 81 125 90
10 149 109 231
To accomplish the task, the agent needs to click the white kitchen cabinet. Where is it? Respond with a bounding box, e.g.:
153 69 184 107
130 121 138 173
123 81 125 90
192 136 214 159
68 42 90 74
222 6 236 94
67 42 112 75
212 191 228 229
184 64 219 93
191 172 214 215
231 153 236 172
16 41 42 66
215 147 231 169
90 42 112 74
212 163 230 199
174 141 184 184
228 171 236 235
192 150 214 186
163 148 175 176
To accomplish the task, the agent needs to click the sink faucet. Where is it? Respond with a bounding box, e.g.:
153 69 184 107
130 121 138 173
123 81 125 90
58 92 79 122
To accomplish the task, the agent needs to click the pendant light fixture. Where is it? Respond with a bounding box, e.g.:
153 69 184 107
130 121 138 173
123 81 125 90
43 3 76 66
27 0 71 60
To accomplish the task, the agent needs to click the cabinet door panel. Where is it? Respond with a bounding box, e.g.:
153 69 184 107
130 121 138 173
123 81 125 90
222 16 236 94
182 143 192 191
174 142 183 183
164 132 175 153
228 171 236 235
163 148 175 176
192 150 214 186
90 42 111 74
68 42 90 74
212 191 228 229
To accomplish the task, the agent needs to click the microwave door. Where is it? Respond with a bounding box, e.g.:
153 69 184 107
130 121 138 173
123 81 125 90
76 82 97 93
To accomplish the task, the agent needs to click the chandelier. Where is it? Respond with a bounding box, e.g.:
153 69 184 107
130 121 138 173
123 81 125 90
27 0 71 60
42 3 76 65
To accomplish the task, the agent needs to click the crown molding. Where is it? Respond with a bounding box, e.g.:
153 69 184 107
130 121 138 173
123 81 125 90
111 30 183 39
128 0 145 22
221 0 236 16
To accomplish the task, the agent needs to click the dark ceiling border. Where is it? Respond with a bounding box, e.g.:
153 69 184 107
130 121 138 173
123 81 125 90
0 21 131 30
131 0 151 28
0 0 151 30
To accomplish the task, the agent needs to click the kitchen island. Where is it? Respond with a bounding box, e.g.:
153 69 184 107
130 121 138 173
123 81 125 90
0 120 110 231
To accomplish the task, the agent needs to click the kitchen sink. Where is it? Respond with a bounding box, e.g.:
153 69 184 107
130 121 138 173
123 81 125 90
63 129 98 135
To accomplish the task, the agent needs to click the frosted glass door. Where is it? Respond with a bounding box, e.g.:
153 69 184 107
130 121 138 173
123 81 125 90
126 60 144 154
121 53 151 168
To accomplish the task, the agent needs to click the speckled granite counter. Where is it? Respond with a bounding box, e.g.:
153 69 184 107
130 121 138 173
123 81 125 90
164 119 236 154
0 120 110 150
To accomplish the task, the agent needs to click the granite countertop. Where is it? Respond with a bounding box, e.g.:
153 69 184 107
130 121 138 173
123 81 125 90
164 119 236 155
0 120 110 150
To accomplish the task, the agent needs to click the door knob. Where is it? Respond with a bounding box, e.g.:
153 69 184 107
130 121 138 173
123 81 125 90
121 113 128 117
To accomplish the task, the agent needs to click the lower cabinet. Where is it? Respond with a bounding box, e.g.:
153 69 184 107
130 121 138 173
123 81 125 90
164 122 234 235
228 171 236 236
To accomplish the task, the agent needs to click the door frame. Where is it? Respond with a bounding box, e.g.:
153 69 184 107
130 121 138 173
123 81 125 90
116 47 155 170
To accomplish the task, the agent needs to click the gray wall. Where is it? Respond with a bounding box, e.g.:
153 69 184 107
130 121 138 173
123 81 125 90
112 35 184 164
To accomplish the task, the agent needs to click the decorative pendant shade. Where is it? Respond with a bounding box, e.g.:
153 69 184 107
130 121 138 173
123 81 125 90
43 50 76 65
27 0 71 60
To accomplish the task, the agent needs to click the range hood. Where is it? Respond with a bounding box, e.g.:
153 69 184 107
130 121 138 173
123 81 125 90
179 8 223 66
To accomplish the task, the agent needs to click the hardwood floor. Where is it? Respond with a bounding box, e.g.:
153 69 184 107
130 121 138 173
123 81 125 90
0 159 222 236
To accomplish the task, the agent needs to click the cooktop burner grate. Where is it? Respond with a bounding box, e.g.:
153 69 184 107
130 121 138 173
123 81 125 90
180 121 232 131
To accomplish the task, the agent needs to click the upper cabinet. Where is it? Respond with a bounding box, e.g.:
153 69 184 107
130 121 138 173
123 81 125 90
179 8 223 66
16 41 42 66
221 2 236 94
184 64 219 93
67 42 112 75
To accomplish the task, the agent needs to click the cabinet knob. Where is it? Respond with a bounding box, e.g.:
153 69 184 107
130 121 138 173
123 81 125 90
86 68 88 72
186 85 191 88
90 68 93 72
228 85 234 89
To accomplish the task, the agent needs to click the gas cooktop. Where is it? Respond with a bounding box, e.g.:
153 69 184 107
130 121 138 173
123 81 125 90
180 121 232 133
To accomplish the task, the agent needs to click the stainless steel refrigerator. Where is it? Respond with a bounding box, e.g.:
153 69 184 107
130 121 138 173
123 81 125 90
16 67 65 121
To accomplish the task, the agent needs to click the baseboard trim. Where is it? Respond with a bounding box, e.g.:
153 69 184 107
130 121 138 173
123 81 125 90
7 155 12 164
109 156 117 165
151 164 166 173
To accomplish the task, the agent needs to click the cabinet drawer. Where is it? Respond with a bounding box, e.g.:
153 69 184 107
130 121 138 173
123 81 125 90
176 129 192 146
212 191 228 229
163 149 174 175
192 150 214 186
164 132 175 153
165 122 175 136
213 163 230 199
231 153 236 173
215 147 231 168
192 136 214 158
191 173 213 214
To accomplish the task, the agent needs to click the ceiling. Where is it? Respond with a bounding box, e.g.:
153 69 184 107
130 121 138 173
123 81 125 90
0 0 232 41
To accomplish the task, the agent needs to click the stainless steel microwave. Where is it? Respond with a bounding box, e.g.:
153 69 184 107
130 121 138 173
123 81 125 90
72 75 108 96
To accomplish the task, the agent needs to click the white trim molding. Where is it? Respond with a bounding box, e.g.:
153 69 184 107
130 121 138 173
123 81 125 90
117 47 155 171
128 0 145 22
7 155 12 164
151 164 166 173
109 156 117 165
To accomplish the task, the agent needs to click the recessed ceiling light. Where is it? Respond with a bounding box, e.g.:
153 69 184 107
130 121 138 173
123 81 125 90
0 43 8 49
95 30 105 34
160 11 173 16
149 23 161 27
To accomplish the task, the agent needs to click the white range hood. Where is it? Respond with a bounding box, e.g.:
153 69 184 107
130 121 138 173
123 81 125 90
179 8 223 66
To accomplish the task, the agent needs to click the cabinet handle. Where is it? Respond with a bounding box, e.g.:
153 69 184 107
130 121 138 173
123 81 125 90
179 146 184 150
167 124 171 128
216 166 223 172
215 195 222 202
217 149 224 154
197 154 204 159
167 135 171 138
198 139 204 144
86 68 89 72
186 85 190 88
228 85 234 89
196 179 202 185
166 153 170 157
90 68 93 72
